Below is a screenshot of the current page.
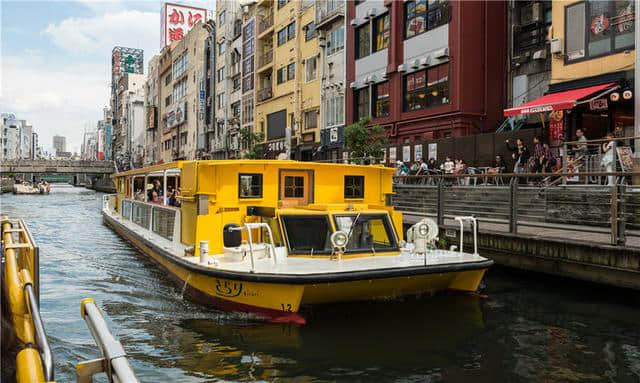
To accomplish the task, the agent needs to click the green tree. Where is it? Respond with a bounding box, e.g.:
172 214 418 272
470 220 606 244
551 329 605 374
239 127 264 159
344 117 387 164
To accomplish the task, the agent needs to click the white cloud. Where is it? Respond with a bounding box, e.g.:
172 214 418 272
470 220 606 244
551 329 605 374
43 9 160 56
0 54 110 153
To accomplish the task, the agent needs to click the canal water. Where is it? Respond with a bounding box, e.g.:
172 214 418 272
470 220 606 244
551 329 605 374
2 185 640 382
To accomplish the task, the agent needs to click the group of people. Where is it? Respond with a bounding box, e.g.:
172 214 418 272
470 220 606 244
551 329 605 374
134 179 181 207
505 136 558 174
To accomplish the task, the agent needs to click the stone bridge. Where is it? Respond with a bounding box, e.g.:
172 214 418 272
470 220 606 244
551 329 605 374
0 160 114 185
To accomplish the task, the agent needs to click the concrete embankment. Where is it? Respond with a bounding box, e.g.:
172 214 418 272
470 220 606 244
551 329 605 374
1 178 15 193
86 175 116 193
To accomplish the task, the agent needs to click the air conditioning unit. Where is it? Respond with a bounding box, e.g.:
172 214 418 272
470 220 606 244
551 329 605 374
533 49 546 60
550 38 562 54
434 47 449 59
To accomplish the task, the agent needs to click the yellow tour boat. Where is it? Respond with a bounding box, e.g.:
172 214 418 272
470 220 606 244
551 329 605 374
103 160 492 324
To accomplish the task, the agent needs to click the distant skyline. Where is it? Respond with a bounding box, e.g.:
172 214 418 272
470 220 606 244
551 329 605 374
0 0 212 155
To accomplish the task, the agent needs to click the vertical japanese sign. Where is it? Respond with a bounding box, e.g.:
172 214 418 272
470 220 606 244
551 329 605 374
161 2 208 48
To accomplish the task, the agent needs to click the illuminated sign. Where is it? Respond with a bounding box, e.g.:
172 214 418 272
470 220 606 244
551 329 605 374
112 47 143 78
161 2 208 48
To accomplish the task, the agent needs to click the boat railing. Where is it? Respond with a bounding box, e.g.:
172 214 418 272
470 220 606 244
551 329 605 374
1 216 54 382
454 216 478 255
120 199 181 243
228 222 278 272
76 298 139 383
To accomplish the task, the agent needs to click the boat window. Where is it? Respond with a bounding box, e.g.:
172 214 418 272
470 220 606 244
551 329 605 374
260 217 283 247
280 215 332 255
284 176 305 197
344 175 365 199
239 173 263 198
133 177 146 201
333 214 397 252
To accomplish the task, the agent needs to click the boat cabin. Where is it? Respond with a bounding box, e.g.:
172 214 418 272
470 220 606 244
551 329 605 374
110 160 402 257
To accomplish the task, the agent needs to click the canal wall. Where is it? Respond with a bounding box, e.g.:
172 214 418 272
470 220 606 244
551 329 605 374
440 223 640 290
86 175 116 193
1 178 15 193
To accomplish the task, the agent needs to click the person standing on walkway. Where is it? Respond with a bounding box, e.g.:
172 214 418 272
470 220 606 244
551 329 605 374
600 133 616 186
506 138 530 173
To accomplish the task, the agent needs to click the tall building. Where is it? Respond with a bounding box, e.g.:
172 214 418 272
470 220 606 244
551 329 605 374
240 3 257 158
316 0 346 161
53 135 66 156
158 24 209 163
346 0 507 163
110 46 144 167
31 132 40 159
255 0 322 161
505 0 635 145
212 0 244 159
144 55 161 165
1 113 20 160
113 73 145 169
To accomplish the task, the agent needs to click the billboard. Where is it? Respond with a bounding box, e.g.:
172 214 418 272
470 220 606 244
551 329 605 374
161 2 208 48
112 46 144 79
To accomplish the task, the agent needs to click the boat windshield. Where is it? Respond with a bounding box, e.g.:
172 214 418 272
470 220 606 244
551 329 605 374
280 215 333 255
333 214 398 253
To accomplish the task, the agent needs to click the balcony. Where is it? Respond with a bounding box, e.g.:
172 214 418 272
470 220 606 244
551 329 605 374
257 87 273 102
316 2 344 29
257 13 274 36
257 49 273 70
230 62 241 77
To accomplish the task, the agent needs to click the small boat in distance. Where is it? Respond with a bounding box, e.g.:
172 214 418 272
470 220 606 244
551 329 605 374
103 160 492 324
12 181 50 195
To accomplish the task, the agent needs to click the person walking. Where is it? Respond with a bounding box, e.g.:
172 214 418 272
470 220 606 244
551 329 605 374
600 133 616 186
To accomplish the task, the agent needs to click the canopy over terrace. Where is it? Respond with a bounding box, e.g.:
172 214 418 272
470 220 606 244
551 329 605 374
503 83 619 117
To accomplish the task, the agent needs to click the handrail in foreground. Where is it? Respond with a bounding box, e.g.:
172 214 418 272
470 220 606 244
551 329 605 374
76 298 139 383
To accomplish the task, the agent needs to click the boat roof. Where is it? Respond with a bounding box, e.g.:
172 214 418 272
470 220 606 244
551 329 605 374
113 160 393 177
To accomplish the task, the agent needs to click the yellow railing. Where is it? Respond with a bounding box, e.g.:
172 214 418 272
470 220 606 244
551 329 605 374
1 216 53 383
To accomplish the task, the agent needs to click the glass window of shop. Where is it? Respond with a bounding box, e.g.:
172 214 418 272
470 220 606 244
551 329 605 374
373 82 390 118
355 87 370 120
404 0 451 39
565 0 635 63
373 14 390 52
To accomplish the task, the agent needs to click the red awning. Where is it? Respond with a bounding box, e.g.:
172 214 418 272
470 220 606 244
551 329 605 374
503 83 617 116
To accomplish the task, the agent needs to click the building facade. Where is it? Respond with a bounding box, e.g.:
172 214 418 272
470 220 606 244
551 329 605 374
549 0 635 141
212 1 244 159
144 55 161 165
113 73 145 169
346 0 507 163
316 0 347 161
1 113 20 160
52 135 66 156
158 24 209 163
240 4 257 158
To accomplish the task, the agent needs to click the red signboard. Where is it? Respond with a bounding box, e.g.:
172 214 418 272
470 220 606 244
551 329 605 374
161 2 208 48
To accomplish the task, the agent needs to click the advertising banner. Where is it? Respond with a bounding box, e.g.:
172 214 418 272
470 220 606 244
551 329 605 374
161 2 208 48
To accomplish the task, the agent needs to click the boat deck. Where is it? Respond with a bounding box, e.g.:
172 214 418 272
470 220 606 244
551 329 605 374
107 208 489 276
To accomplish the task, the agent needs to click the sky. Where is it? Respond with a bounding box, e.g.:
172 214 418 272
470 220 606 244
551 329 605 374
0 0 213 154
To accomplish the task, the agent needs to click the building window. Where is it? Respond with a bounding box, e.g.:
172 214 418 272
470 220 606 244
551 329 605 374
287 22 296 40
218 10 226 25
566 0 635 62
344 176 364 198
304 110 318 130
355 24 370 59
287 63 295 81
173 78 187 101
277 28 287 46
165 95 172 107
267 109 287 140
180 132 187 146
217 93 225 108
231 101 241 118
355 87 370 120
373 14 390 52
305 22 316 41
327 26 345 55
404 0 451 39
324 94 345 127
233 75 241 91
242 95 254 124
403 63 449 111
165 73 172 85
239 174 263 198
172 54 188 79
219 41 226 55
284 176 305 197
374 82 390 117
277 0 289 9
305 56 317 82
217 66 225 83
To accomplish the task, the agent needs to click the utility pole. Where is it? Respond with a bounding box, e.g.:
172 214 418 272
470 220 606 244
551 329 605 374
634 1 640 184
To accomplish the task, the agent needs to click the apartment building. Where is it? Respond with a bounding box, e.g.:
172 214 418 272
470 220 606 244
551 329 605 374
505 0 635 144
1 113 20 160
158 25 209 163
213 1 245 159
346 0 507 163
255 0 321 161
241 3 257 156
316 0 347 161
